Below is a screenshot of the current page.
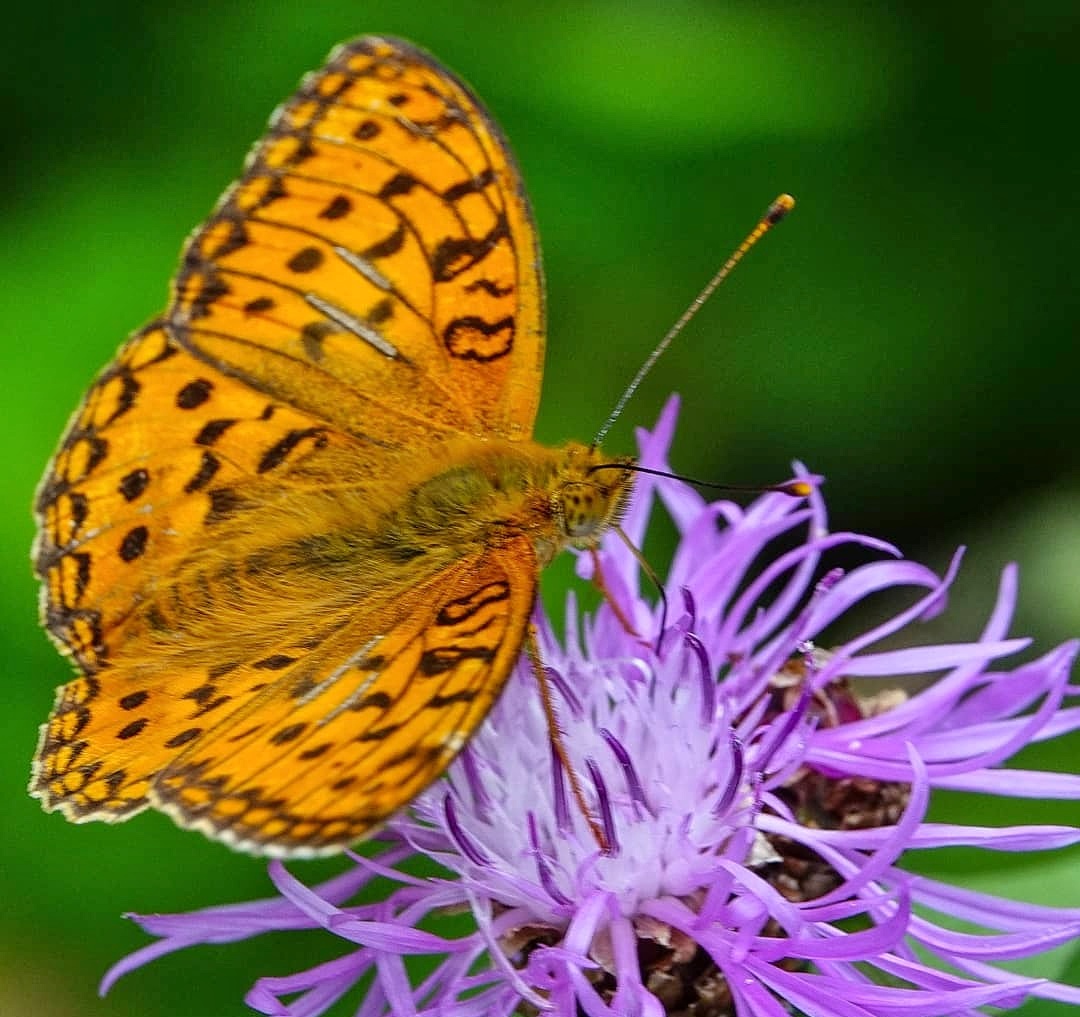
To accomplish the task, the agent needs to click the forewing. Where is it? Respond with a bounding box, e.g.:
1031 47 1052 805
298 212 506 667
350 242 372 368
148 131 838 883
33 322 368 675
170 35 544 442
32 322 380 816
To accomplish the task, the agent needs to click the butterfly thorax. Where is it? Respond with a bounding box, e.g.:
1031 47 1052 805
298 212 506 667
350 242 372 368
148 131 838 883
375 437 635 568
108 437 632 666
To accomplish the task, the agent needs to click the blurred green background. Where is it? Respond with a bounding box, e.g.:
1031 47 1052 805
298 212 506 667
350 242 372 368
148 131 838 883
3 2 1078 1014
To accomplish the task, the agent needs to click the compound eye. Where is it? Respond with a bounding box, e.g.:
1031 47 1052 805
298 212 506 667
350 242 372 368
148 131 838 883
560 483 604 540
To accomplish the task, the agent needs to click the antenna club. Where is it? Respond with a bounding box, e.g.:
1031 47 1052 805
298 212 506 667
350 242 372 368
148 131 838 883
766 194 796 225
778 479 813 498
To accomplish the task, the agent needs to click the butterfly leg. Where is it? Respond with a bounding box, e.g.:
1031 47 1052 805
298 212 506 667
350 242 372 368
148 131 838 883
525 626 610 854
589 548 641 639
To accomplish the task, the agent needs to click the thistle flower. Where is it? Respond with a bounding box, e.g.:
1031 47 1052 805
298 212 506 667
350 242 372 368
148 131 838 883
104 397 1080 1016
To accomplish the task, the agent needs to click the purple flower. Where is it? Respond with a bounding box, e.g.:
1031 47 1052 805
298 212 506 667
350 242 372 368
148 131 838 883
104 397 1080 1016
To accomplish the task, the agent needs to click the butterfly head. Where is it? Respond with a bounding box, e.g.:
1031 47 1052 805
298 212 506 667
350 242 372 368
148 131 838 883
552 445 636 551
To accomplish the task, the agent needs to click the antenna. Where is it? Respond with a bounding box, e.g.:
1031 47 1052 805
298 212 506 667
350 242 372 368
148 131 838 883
591 194 795 450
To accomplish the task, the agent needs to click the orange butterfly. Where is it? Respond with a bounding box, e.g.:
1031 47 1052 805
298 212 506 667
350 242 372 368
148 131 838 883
31 37 635 857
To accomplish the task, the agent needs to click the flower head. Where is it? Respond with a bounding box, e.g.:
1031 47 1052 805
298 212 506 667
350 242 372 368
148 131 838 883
105 398 1080 1016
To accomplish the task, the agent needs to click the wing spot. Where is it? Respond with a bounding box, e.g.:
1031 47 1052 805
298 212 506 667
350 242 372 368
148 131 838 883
196 695 231 716
270 723 306 745
431 214 508 280
360 222 406 262
443 168 496 202
354 119 380 140
444 316 514 363
184 271 231 320
184 450 221 493
258 427 329 473
331 776 356 790
287 246 323 273
368 298 394 324
358 723 403 742
205 487 242 524
419 644 496 677
378 173 418 200
67 491 89 532
183 683 217 705
118 525 149 562
195 418 237 446
384 745 438 770
465 278 514 298
244 296 275 314
320 195 352 220
298 742 331 760
164 728 202 749
299 320 334 361
118 468 150 502
427 689 480 708
67 552 92 601
354 691 392 711
254 654 296 671
117 717 148 740
208 661 241 680
176 378 214 409
437 581 510 625
119 691 149 711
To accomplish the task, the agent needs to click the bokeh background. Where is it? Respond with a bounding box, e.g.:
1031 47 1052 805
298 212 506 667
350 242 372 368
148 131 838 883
3 2 1078 1014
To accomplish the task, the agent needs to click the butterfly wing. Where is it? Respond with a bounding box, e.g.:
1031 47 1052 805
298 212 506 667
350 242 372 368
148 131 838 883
32 323 390 817
34 322 362 674
153 538 536 856
170 35 544 443
32 38 548 853
36 514 535 856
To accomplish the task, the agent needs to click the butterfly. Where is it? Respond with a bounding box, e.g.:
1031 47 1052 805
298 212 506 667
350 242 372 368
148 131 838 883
30 36 636 857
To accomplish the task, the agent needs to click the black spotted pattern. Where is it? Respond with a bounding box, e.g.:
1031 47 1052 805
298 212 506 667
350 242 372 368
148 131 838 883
257 427 328 473
117 717 148 740
183 451 220 493
119 691 149 711
118 525 149 562
418 644 496 677
361 221 406 260
118 468 150 502
378 172 417 200
319 195 352 220
164 728 202 748
270 723 307 745
443 167 495 202
195 418 237 446
176 378 213 409
286 247 323 273
205 487 242 523
253 654 296 671
298 742 331 760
